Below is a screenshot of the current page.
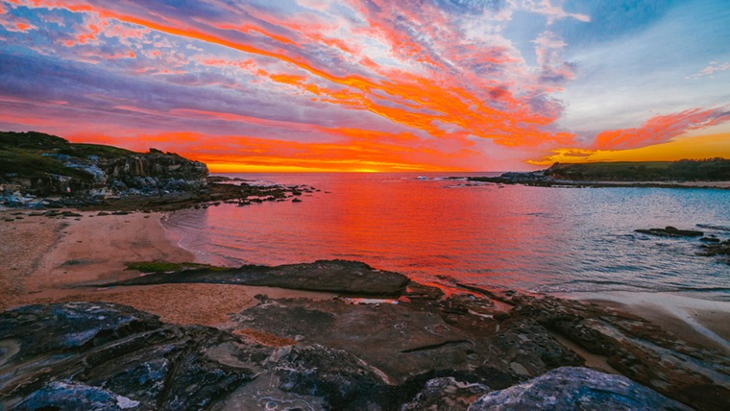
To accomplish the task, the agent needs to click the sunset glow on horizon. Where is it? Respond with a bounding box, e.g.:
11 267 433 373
1 0 729 172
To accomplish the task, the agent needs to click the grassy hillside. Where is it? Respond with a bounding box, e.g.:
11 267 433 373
545 159 730 181
0 131 133 182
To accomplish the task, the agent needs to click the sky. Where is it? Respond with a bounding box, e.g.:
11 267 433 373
0 0 728 172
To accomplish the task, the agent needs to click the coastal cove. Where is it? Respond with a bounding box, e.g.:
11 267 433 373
2 172 730 409
2 0 729 407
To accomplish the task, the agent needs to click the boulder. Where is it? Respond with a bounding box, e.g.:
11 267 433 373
468 367 691 411
0 302 262 410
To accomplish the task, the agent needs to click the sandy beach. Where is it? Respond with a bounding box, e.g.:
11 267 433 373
0 209 331 326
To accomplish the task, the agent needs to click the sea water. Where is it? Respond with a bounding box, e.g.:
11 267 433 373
162 173 730 301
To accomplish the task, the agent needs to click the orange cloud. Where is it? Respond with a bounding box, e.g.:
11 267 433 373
15 0 572 150
68 131 471 173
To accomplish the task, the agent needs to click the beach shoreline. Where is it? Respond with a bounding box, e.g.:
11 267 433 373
3 208 730 410
0 209 334 326
2 208 729 350
562 291 730 356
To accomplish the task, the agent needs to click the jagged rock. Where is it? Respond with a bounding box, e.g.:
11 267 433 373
234 293 584 387
489 319 584 375
485 289 730 411
274 344 391 409
104 152 207 193
2 288 727 411
14 381 142 411
0 132 208 200
0 303 263 410
468 367 691 411
635 226 704 237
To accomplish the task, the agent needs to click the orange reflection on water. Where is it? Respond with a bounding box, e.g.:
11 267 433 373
166 174 573 288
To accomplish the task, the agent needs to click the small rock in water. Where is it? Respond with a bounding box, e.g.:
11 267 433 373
635 226 703 237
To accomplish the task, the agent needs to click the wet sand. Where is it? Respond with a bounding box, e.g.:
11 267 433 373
566 291 730 355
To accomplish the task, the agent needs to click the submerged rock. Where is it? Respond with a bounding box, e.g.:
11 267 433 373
635 226 704 237
468 367 691 411
698 239 730 264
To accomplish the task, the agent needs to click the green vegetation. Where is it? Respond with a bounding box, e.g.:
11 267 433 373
125 261 229 273
0 145 95 182
545 158 730 181
0 131 70 149
58 143 134 159
0 131 133 184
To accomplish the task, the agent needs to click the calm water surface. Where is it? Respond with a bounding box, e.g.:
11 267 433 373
163 173 730 301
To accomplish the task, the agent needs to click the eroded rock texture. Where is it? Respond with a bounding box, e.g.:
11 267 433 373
0 303 260 410
2 278 729 411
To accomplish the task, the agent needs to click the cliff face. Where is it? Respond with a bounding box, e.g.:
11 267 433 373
104 150 208 193
0 132 208 200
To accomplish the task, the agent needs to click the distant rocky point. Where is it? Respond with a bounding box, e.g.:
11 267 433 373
468 159 730 188
0 131 207 205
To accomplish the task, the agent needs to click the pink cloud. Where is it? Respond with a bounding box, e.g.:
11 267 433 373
594 108 730 150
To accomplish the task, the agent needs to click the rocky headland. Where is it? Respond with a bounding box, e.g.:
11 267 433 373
468 159 730 189
0 131 317 212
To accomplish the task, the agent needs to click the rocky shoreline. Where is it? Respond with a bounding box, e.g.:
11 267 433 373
1 131 320 212
1 195 729 409
468 173 730 189
2 175 320 213
2 259 729 410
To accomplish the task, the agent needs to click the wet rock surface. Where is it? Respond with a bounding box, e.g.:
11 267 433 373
698 239 730 263
468 367 691 411
105 260 410 297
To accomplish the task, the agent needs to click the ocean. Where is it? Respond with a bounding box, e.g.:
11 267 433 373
162 172 730 301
